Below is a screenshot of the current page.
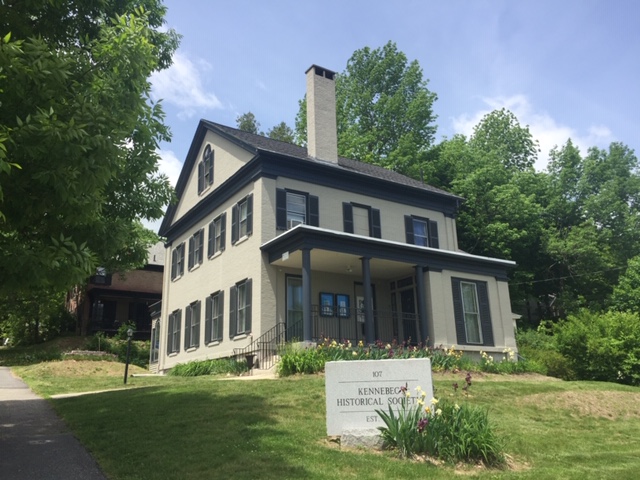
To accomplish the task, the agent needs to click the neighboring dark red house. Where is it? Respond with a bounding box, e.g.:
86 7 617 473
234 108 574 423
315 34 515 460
67 243 164 339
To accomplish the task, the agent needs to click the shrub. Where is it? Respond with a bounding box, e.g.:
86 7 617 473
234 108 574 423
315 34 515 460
554 309 640 385
377 376 505 466
84 332 149 368
169 358 248 377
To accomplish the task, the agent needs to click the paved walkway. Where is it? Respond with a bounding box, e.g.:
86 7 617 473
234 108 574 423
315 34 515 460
0 366 108 480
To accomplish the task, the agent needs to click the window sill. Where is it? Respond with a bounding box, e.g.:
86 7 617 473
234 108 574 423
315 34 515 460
186 346 198 353
168 352 178 357
171 275 183 282
206 340 221 347
232 333 251 341
234 235 250 246
209 250 222 260
189 263 202 272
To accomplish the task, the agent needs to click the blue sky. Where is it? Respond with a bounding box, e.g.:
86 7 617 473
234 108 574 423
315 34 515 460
151 0 639 193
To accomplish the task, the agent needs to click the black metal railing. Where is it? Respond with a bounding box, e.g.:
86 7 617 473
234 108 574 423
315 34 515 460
233 321 300 370
311 306 420 344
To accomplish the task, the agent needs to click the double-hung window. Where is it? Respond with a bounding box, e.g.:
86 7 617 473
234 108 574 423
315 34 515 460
184 301 201 350
171 243 185 280
197 145 214 194
230 278 252 338
205 291 224 343
451 278 494 346
188 229 204 269
342 202 381 238
404 215 439 248
208 213 226 257
166 309 181 354
231 194 253 244
276 189 319 230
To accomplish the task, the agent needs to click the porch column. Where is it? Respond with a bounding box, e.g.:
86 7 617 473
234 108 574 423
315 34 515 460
302 248 312 342
361 256 375 344
415 265 428 344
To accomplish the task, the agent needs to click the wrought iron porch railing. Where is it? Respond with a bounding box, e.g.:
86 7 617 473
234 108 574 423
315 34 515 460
233 320 303 371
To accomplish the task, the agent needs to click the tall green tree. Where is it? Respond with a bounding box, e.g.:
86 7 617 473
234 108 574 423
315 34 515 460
296 41 438 176
267 121 295 143
0 1 179 296
236 112 261 135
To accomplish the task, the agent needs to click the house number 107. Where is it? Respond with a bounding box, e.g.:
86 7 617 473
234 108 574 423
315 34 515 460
373 371 382 377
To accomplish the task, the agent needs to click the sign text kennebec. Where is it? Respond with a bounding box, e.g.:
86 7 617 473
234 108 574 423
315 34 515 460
325 358 434 436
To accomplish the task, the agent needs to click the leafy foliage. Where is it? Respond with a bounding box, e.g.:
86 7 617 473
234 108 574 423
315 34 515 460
0 1 178 297
168 357 248 376
554 310 640 385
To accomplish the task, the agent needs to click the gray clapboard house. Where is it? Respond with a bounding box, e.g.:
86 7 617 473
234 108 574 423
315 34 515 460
151 65 517 373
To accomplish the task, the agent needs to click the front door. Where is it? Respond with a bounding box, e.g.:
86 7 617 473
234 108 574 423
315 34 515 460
400 288 418 344
354 282 377 341
286 276 303 340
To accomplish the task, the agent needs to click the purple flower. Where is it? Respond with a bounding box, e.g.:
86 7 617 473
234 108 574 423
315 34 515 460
417 418 429 433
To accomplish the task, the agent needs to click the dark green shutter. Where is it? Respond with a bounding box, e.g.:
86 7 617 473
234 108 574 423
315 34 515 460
208 221 214 257
220 213 226 251
175 310 181 353
371 208 381 238
276 189 287 230
171 249 177 280
167 314 174 355
207 149 214 185
217 290 224 340
184 305 192 350
309 195 319 227
205 296 212 343
405 216 415 244
477 282 494 346
428 220 439 249
231 204 238 244
197 161 205 194
198 229 204 263
343 203 354 233
188 236 194 269
246 195 253 236
229 285 237 338
451 278 467 345
245 279 252 333
194 301 201 347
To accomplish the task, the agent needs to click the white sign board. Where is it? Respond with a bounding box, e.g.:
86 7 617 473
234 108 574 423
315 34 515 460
325 358 434 436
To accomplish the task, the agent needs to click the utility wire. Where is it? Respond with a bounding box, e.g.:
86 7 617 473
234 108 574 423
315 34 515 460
511 265 627 286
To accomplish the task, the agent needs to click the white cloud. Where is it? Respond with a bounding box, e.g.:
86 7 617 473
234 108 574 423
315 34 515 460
150 51 222 119
452 95 615 171
157 149 183 187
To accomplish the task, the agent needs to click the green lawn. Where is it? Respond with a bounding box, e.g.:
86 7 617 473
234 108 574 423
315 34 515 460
11 363 640 479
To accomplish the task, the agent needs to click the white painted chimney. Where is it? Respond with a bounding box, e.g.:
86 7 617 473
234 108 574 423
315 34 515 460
306 65 338 163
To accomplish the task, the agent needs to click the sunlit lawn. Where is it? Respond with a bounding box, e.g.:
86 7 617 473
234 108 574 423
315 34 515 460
12 362 640 479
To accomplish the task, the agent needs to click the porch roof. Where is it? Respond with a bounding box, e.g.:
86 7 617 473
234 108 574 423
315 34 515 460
260 225 515 280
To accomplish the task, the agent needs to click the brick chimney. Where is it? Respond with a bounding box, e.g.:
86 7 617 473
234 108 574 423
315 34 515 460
306 65 338 163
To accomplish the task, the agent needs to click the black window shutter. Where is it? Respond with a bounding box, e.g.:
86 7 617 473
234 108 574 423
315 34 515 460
246 194 253 236
178 244 184 276
451 278 468 345
208 221 214 257
188 237 194 269
276 189 287 230
428 220 440 249
231 204 238 244
371 208 381 238
197 229 204 263
175 310 182 353
171 249 177 280
208 150 214 185
205 296 212 343
197 161 205 194
184 306 192 350
167 314 174 355
229 285 237 338
404 215 415 244
194 301 201 347
218 290 224 340
309 195 319 227
220 213 226 251
245 279 252 333
477 282 494 346
343 203 354 233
